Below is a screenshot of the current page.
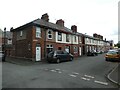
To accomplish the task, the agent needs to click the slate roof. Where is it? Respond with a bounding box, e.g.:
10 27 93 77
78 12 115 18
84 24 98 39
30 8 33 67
1 31 12 39
33 19 73 34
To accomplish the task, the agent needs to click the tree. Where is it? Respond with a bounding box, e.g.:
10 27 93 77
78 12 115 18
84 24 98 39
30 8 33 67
117 43 120 48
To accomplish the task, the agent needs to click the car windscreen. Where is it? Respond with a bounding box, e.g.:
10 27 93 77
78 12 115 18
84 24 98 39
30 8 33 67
107 51 118 54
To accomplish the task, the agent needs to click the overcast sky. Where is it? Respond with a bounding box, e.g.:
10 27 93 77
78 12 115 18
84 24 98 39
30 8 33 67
0 0 119 43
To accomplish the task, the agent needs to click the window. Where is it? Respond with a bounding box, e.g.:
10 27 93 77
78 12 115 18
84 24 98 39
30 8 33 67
57 51 63 54
79 36 82 43
20 31 23 37
36 27 41 38
48 29 52 39
28 43 31 51
58 47 62 50
74 46 78 53
58 32 62 41
74 36 77 42
66 34 70 42
46 44 53 54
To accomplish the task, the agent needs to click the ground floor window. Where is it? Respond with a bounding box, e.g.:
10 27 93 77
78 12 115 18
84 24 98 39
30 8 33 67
65 46 70 53
74 46 78 53
58 47 62 50
46 44 53 54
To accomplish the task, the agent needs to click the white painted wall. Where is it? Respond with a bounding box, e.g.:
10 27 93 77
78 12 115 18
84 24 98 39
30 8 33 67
56 32 72 44
56 31 78 44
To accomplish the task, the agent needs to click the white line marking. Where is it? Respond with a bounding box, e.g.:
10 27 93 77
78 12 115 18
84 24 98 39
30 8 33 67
58 71 62 73
72 72 79 75
50 70 57 72
94 80 108 85
81 77 90 81
55 69 61 70
84 75 94 79
69 74 77 77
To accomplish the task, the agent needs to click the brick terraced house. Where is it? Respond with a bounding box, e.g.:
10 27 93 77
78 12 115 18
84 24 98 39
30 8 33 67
11 13 82 61
10 13 111 61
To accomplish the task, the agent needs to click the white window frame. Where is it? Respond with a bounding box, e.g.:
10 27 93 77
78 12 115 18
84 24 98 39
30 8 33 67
74 46 78 53
79 36 82 43
58 32 62 41
47 29 52 39
66 34 70 42
74 36 77 42
20 31 23 37
36 27 41 38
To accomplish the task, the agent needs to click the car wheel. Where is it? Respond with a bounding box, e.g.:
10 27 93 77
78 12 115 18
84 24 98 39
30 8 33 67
56 58 60 63
105 58 108 61
70 57 73 61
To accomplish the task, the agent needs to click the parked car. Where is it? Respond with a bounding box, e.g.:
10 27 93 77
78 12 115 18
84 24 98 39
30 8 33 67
0 51 5 62
105 49 120 61
87 50 98 56
47 50 73 63
97 50 103 54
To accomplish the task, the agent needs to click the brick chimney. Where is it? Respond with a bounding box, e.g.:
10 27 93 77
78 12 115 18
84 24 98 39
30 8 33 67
56 19 64 27
98 34 101 39
100 35 103 40
71 25 77 33
93 33 97 38
41 13 49 22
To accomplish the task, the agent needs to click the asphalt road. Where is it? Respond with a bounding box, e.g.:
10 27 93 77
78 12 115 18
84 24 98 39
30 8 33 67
2 54 119 88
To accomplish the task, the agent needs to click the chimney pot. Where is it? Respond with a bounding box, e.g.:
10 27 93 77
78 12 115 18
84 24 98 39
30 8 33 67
71 25 77 33
41 13 49 22
56 19 64 27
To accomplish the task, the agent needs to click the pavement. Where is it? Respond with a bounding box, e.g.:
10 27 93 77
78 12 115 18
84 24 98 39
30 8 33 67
106 62 120 87
4 56 120 87
5 56 47 66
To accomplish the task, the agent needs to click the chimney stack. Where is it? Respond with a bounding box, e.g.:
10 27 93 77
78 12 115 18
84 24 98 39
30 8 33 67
71 25 77 33
93 33 97 38
41 13 49 22
56 19 64 27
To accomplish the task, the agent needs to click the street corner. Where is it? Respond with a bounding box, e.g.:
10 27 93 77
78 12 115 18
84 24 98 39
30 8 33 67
106 63 120 86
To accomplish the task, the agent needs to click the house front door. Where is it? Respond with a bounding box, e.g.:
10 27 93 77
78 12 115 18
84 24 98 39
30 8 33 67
36 46 41 61
79 47 81 56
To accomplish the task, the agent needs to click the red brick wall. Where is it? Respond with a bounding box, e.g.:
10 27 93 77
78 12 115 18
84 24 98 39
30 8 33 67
31 26 45 60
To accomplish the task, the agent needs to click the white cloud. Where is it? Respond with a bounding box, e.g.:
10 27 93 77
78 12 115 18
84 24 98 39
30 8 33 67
0 0 119 43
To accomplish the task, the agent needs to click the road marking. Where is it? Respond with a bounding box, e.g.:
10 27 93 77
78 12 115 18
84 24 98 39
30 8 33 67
58 71 62 73
81 77 90 81
50 70 57 72
94 80 108 85
55 69 61 71
84 75 95 79
72 72 79 75
69 74 77 77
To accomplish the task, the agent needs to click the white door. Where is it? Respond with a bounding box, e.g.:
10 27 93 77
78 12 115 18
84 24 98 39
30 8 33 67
79 47 81 56
36 46 41 61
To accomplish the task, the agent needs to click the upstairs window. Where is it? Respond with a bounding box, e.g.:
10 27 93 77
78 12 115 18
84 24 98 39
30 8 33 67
58 32 62 41
36 27 41 38
66 34 70 42
20 31 23 37
79 36 82 43
74 36 77 42
48 29 52 39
